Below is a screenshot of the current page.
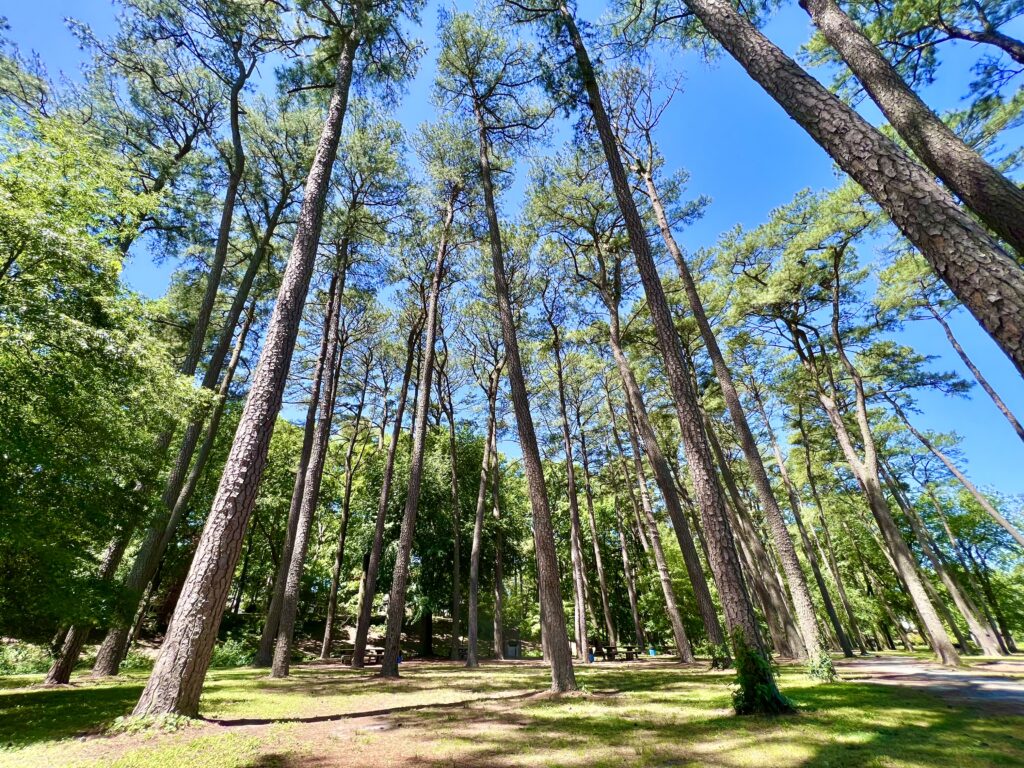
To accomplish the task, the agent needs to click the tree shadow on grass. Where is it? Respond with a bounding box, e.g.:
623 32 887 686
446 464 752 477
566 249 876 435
0 680 143 748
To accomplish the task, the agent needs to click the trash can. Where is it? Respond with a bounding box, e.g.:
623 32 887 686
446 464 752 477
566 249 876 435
648 647 657 657
504 639 520 659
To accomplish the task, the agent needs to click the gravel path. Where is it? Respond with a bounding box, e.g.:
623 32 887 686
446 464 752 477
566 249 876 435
834 655 1024 715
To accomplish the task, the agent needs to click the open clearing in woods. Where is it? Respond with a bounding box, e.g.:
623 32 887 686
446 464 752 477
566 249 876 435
2 653 1022 768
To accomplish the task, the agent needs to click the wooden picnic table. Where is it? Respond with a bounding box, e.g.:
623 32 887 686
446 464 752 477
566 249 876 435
339 646 385 665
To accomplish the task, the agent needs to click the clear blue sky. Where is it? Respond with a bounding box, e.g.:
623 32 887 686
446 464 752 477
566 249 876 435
7 1 1024 496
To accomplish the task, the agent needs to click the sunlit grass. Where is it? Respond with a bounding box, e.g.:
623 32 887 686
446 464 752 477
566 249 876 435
1 655 1021 767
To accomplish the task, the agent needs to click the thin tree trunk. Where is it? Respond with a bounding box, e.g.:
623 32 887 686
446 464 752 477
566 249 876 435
351 313 423 668
558 11 774 688
437 353 463 661
473 103 576 692
577 421 617 644
678 0 1024 374
468 374 499 667
321 358 372 659
885 395 1024 549
702 418 806 659
610 397 695 661
380 189 458 679
46 528 135 685
492 451 506 660
614 496 647 650
644 171 823 662
543 305 591 663
800 0 1024 257
603 313 728 650
254 275 340 668
966 549 1019 652
927 307 1024 443
272 262 349 678
795 414 868 655
132 33 359 717
880 464 1004 655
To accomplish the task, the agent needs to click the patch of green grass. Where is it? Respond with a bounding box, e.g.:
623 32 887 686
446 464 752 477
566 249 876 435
0 659 1021 767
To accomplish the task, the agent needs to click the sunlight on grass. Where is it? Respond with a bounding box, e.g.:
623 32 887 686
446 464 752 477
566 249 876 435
0 659 1021 767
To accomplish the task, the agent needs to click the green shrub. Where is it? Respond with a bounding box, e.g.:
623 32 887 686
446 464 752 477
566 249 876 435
120 649 155 672
209 637 253 668
0 642 53 675
807 646 837 682
730 630 794 716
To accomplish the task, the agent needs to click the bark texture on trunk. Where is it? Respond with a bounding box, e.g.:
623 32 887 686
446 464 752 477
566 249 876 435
578 422 617 644
133 35 358 717
467 374 499 667
475 107 576 692
681 0 1024 374
800 0 1024 257
491 455 506 660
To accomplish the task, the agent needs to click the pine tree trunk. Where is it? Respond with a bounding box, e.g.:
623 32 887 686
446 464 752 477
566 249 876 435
272 265 348 678
645 172 823 661
492 456 506 661
321 360 372 659
46 529 135 685
438 363 463 662
351 313 422 668
577 422 617 644
380 190 457 679
881 465 1004 655
679 0 1024 374
467 376 499 667
795 417 868 655
604 311 727 649
254 276 341 668
703 419 806 659
545 311 591 662
132 35 359 717
474 107 576 692
615 498 647 650
558 11 773 681
800 0 1024 257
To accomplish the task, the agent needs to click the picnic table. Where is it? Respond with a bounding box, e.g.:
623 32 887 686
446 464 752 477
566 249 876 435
588 643 641 661
339 645 385 665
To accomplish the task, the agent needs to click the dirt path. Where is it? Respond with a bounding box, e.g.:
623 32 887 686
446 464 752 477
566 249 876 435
834 655 1024 715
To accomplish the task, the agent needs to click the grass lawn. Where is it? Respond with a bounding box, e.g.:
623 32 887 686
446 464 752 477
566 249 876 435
1 654 1021 767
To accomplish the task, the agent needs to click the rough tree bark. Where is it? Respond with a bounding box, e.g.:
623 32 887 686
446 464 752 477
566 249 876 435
800 0 1024 257
558 10 775 683
675 0 1024 375
474 100 577 692
132 32 359 717
577 421 617 644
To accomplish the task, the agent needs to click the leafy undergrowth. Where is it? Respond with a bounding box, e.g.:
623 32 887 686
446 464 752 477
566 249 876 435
0 654 1021 767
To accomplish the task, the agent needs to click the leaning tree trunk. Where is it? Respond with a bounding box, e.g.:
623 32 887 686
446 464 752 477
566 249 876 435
577 421 617 644
255 272 342 668
438 362 463 662
351 314 423 668
380 190 457 679
886 395 1024 549
271 265 348 678
644 173 823 663
678 0 1024 374
474 104 576 692
559 12 778 702
321 358 372 659
881 464 1004 655
702 418 806 659
603 313 728 650
467 374 499 667
132 32 359 717
609 396 695 661
926 306 1024 443
800 0 1024 258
